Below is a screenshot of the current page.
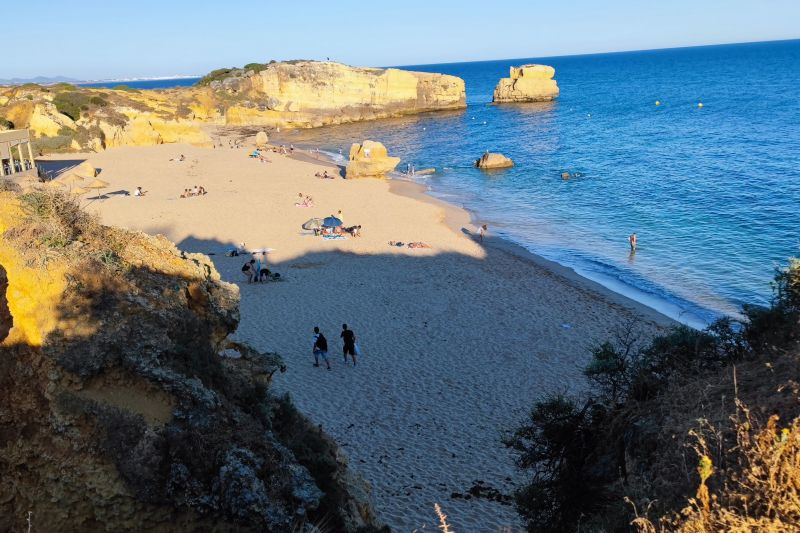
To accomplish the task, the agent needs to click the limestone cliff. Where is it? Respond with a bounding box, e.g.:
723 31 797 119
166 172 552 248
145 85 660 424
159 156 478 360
492 64 559 103
0 61 465 153
216 61 466 128
0 189 384 532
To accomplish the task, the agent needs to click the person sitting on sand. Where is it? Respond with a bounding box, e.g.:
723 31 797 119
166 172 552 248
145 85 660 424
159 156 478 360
241 259 256 284
344 225 362 237
192 185 200 196
180 189 189 198
133 186 145 197
198 186 207 195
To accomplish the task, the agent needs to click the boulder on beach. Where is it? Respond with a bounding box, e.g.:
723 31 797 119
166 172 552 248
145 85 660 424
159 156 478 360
475 152 514 170
345 140 401 179
492 64 559 103
255 131 269 149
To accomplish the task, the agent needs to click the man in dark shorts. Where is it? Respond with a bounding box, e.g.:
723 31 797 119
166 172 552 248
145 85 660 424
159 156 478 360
341 323 357 366
313 327 330 370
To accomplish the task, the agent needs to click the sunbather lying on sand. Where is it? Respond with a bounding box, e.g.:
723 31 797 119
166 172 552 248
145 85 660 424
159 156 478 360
388 241 431 248
315 170 335 179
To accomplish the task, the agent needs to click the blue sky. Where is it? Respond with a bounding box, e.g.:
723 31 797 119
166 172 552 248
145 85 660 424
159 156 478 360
5 0 799 79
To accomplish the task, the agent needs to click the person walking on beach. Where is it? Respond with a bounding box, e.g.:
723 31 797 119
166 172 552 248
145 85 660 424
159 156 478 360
313 327 331 370
479 224 488 242
629 232 637 252
341 324 357 366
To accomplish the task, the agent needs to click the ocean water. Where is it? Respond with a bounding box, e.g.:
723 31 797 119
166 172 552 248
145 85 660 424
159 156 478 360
276 40 800 328
78 77 201 89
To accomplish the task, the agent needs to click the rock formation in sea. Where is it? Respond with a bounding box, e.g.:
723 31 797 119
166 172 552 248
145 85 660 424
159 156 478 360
345 140 401 178
476 152 514 169
0 189 384 532
0 61 466 153
492 64 559 103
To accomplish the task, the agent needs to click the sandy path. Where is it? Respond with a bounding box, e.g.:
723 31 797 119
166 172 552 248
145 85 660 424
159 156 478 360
58 141 670 531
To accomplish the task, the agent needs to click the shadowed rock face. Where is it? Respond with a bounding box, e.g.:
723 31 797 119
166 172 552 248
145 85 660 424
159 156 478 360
0 191 382 532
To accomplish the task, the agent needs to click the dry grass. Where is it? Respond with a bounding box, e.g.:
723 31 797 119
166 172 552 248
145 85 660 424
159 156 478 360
4 189 126 272
632 398 800 532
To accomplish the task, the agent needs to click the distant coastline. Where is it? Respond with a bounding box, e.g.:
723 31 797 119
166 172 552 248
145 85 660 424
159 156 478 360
77 76 202 89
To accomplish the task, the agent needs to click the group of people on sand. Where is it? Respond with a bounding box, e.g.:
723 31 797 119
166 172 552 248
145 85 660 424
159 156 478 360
312 324 359 370
241 252 272 284
180 185 207 198
250 149 272 163
295 193 314 207
314 170 336 179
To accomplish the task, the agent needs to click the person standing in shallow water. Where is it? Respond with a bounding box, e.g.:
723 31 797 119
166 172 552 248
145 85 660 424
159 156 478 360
629 233 637 252
479 224 488 242
341 324 357 366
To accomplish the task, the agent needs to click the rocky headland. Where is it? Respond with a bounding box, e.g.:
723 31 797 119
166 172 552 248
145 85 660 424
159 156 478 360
492 64 559 103
0 61 466 153
0 188 384 532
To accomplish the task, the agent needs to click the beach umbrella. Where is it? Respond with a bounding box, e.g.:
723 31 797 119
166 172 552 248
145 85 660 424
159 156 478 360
322 216 343 228
58 173 86 184
302 218 325 230
85 178 110 200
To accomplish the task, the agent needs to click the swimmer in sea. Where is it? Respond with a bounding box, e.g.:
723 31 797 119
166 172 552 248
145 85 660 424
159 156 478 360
629 232 637 252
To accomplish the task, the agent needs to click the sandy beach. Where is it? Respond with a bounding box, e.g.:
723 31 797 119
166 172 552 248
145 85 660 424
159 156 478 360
45 137 673 531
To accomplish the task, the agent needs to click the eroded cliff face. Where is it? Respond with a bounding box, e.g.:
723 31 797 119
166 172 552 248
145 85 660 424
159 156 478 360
492 64 559 103
0 61 465 152
0 190 382 532
219 61 466 128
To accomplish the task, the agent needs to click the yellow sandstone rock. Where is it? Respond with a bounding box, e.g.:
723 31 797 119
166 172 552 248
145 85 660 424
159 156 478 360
0 193 69 347
476 152 514 169
493 64 560 103
345 140 401 179
28 103 77 137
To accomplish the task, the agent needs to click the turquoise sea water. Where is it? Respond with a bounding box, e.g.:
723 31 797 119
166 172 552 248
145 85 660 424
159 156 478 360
273 40 800 328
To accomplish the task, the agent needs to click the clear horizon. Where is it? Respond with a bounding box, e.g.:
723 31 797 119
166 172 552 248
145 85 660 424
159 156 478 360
4 0 799 80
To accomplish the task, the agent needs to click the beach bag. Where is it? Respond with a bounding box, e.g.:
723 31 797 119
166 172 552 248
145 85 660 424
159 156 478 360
241 263 249 272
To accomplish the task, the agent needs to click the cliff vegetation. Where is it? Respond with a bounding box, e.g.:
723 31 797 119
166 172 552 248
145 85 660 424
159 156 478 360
0 185 385 532
506 259 800 532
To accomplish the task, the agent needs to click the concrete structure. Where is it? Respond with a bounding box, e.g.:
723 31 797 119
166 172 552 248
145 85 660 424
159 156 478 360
0 129 37 178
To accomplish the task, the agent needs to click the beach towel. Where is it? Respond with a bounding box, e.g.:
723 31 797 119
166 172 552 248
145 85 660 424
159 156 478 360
322 234 347 240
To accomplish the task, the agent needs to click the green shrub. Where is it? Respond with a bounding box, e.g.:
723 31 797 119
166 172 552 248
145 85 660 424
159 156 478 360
53 91 91 121
112 85 140 93
243 62 271 73
196 68 235 86
504 395 610 532
89 96 108 107
0 118 14 130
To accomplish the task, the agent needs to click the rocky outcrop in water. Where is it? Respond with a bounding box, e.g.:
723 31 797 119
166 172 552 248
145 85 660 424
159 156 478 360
476 152 514 169
345 140 401 179
0 189 383 532
492 64 559 103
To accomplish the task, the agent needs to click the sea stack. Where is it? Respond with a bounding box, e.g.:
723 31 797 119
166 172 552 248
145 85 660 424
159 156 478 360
492 64 559 103
476 152 514 169
345 140 401 178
